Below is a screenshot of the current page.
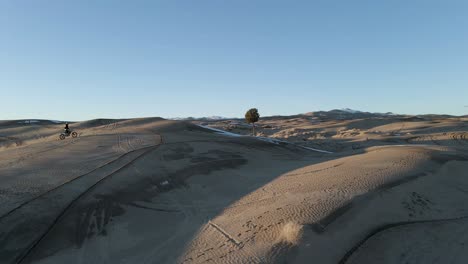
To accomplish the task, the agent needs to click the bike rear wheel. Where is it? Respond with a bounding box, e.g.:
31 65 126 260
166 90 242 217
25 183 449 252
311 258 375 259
59 134 65 140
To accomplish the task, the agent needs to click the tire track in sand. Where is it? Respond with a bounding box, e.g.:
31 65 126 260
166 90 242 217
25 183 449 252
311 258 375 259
339 215 468 264
0 137 160 221
14 134 163 264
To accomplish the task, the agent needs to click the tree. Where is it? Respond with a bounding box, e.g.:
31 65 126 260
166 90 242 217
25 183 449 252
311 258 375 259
245 108 260 136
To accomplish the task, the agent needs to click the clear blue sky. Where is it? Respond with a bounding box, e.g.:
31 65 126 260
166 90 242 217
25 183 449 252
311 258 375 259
1 0 467 120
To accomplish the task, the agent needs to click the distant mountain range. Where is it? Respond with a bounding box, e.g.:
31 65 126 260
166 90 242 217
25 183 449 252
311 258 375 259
168 109 396 121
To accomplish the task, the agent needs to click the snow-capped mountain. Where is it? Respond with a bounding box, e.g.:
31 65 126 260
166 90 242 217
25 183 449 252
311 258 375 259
340 108 363 114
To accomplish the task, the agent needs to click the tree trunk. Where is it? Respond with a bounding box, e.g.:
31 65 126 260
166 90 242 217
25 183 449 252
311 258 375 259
252 123 256 136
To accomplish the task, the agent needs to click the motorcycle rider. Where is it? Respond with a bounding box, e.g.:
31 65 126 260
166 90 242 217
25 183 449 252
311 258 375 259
64 123 70 134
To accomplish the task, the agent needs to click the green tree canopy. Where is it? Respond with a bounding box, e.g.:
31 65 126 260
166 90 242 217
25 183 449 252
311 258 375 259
245 108 260 124
245 108 260 136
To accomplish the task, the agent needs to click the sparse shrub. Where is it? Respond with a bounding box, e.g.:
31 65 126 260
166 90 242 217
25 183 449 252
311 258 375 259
277 222 303 245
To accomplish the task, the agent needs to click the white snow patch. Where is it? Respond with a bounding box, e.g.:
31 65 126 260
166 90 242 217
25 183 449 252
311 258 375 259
197 125 333 154
257 137 282 145
257 137 333 153
197 125 242 137
160 180 169 186
341 108 363 114
18 120 40 124
257 137 304 145
50 120 64 124
204 116 229 120
300 146 333 154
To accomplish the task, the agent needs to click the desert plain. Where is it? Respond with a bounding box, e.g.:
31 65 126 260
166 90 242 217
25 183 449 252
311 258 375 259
1 110 467 264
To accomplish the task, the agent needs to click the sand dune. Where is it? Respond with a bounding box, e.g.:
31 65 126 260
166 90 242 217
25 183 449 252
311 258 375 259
197 111 468 153
0 113 467 263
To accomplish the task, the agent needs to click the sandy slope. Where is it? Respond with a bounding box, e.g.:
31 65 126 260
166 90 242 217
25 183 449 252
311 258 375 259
180 146 466 264
0 114 467 264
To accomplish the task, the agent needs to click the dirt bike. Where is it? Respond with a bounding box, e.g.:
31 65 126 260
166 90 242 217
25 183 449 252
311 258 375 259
59 130 78 140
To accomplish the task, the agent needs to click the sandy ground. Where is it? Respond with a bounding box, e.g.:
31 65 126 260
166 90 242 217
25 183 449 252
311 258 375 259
0 113 467 264
196 112 468 153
